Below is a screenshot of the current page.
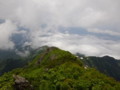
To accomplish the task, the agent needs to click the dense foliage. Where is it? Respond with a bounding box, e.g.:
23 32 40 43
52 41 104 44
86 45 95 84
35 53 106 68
0 47 120 90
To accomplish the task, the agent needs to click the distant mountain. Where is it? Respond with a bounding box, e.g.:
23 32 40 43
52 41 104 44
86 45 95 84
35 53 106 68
0 49 24 75
0 46 49 75
0 33 30 75
0 47 120 90
77 53 120 81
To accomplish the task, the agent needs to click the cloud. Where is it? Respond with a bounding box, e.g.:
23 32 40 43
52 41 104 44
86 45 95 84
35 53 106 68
0 0 120 58
0 20 17 49
0 0 119 29
88 28 120 36
15 49 30 57
29 31 120 59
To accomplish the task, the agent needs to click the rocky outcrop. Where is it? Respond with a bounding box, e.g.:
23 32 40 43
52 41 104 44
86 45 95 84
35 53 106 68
13 75 33 90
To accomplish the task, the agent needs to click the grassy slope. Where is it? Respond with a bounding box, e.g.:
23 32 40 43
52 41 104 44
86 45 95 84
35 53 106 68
0 47 120 90
81 56 120 81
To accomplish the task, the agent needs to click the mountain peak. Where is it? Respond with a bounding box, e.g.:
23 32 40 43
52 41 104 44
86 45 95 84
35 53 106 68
102 55 116 60
29 46 83 68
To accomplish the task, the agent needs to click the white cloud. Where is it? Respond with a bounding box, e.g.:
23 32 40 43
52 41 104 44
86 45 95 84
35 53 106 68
0 0 119 29
0 20 17 49
29 31 120 59
0 0 120 58
15 49 30 57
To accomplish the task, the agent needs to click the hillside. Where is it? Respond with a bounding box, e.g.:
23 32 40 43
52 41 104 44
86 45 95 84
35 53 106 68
0 50 25 75
77 54 120 81
0 46 47 75
0 47 120 90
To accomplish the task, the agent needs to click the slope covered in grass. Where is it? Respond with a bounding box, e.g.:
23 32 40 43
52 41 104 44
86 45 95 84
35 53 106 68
0 47 120 90
78 55 120 81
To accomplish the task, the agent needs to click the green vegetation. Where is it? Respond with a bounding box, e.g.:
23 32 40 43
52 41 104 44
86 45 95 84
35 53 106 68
79 55 120 81
0 46 48 75
0 47 120 90
0 49 27 75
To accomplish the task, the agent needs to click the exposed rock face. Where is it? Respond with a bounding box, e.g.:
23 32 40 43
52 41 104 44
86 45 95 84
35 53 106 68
13 75 33 90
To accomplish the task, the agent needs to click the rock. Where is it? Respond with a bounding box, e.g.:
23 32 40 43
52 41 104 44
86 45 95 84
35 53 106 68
13 74 33 90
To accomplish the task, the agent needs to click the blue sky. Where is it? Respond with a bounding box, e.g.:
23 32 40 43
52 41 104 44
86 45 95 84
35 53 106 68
59 27 120 42
0 0 120 58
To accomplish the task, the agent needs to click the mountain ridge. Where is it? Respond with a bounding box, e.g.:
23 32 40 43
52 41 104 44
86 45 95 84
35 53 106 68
0 47 120 90
76 53 120 81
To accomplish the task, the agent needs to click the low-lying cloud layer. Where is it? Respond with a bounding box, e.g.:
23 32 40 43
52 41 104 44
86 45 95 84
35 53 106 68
0 0 120 58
